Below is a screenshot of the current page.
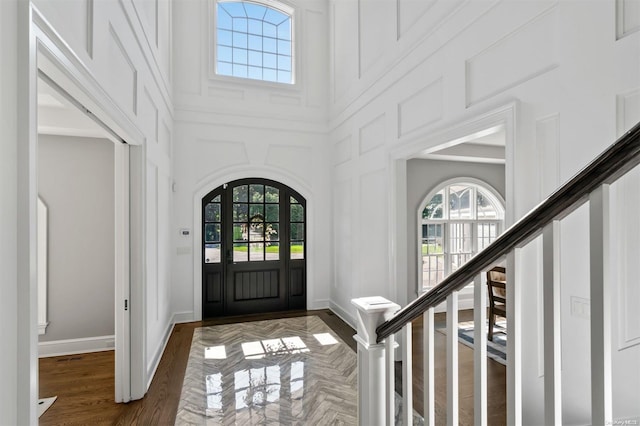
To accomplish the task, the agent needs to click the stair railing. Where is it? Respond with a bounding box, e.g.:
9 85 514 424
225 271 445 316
352 121 640 425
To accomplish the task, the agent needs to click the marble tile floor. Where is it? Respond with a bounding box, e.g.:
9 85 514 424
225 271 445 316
176 315 425 425
176 315 359 425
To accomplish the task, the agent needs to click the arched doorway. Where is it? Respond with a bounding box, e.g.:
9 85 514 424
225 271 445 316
202 178 306 317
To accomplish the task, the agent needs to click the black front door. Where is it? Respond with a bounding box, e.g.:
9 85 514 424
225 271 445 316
202 179 306 317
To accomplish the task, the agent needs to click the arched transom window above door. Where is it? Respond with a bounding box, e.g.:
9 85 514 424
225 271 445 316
419 181 505 292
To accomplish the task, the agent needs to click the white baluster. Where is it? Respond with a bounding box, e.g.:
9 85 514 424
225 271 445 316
506 251 522 425
542 221 562 425
589 184 613 425
385 334 395 426
446 291 458 426
352 297 401 426
402 322 413 426
424 308 435 426
473 274 487 426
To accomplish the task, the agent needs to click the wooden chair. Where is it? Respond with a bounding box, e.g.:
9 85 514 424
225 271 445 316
486 266 506 341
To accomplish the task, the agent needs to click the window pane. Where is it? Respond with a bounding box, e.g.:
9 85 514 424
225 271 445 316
205 203 221 222
211 194 221 203
290 204 304 222
233 17 247 32
248 50 262 66
277 71 291 84
266 204 279 222
248 34 262 51
290 223 304 241
218 29 232 46
263 22 276 38
265 223 279 241
277 39 291 56
217 6 233 29
277 20 291 40
233 185 248 202
204 244 221 263
263 68 277 82
449 185 472 219
233 48 248 64
264 8 286 25
477 190 499 219
220 2 245 18
234 224 248 242
277 54 290 71
233 243 248 262
233 203 248 221
265 242 279 260
232 64 248 77
423 190 443 219
249 221 263 241
205 223 221 243
264 37 277 53
250 184 264 202
218 46 232 63
248 66 262 80
291 242 304 259
232 32 247 48
265 186 279 203
249 204 264 219
250 243 264 261
264 52 276 68
218 61 232 76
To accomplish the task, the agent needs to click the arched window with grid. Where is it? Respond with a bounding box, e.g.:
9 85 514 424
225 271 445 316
215 0 294 84
419 181 505 292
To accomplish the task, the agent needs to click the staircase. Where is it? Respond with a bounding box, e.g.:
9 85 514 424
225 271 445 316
352 122 640 425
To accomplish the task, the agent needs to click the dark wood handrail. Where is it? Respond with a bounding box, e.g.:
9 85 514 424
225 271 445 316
376 121 640 342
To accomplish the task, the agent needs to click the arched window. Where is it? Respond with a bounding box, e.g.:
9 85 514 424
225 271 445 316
215 0 294 84
419 180 505 291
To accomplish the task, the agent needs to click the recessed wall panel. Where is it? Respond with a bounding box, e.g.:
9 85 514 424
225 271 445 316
332 0 359 101
466 7 558 106
133 0 158 46
536 114 560 198
265 145 313 183
333 135 352 166
334 180 353 292
617 0 640 39
397 0 437 38
306 9 327 107
174 0 202 95
140 87 159 143
359 114 386 155
107 25 138 114
358 169 389 296
359 0 396 75
397 77 443 137
617 89 640 136
195 139 249 181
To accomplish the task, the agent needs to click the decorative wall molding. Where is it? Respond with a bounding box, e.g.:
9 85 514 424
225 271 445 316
616 0 640 40
38 335 116 358
265 145 314 184
396 0 437 40
207 86 245 100
617 88 640 137
359 113 386 155
333 135 353 166
465 5 558 107
37 197 48 336
397 77 443 137
536 114 560 198
270 94 302 106
107 23 139 115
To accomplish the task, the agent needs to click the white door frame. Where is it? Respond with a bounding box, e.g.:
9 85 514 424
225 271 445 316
18 4 146 416
387 101 517 308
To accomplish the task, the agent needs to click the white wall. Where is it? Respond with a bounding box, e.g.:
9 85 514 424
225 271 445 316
171 0 332 320
406 159 505 303
37 135 115 345
329 0 640 422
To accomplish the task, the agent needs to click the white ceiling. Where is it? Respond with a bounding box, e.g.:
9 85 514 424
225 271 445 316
38 77 113 140
412 125 506 164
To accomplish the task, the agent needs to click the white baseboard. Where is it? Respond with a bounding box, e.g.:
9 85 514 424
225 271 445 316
146 319 175 390
329 300 356 329
172 311 194 324
38 335 115 358
309 298 330 310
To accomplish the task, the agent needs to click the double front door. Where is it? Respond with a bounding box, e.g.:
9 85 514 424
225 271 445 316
202 178 306 317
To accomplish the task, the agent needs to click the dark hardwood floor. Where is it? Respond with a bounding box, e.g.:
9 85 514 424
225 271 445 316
38 309 505 425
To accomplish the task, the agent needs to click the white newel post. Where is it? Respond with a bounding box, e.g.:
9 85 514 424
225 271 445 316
352 296 401 426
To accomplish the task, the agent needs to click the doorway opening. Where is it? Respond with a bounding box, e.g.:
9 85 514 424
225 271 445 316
202 178 307 317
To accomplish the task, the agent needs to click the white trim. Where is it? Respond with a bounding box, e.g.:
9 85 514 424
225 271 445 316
37 197 48 335
192 165 315 321
38 335 115 358
388 101 517 308
329 300 356 330
146 320 175 390
172 311 195 324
